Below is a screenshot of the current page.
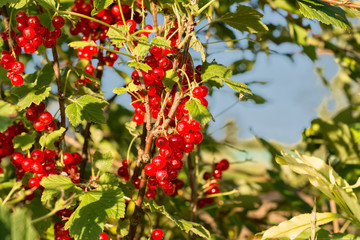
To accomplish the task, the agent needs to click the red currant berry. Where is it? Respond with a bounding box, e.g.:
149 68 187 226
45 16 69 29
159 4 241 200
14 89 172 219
31 161 43 173
31 149 44 162
117 166 130 181
145 189 156 200
24 42 36 54
152 156 167 170
52 16 65 29
27 15 40 28
126 20 137 32
132 178 141 189
193 131 203 144
152 229 163 240
23 27 36 39
190 120 201 132
85 64 95 75
203 172 211 180
45 121 56 132
16 11 27 23
168 134 184 149
44 148 56 160
22 158 33 171
72 153 82 165
39 111 53 125
11 74 24 86
144 163 157 176
159 147 172 158
111 4 121 16
34 119 45 131
176 121 190 135
28 177 40 188
11 61 25 74
218 159 229 171
212 168 222 180
98 232 109 240
26 108 38 122
1 54 15 69
63 153 74 165
155 169 168 181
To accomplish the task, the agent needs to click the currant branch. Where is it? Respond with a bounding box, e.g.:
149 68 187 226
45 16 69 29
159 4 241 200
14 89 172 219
52 46 66 153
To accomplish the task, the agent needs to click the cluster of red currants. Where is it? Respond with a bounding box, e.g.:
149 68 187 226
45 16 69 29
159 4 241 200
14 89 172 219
0 51 25 86
15 11 65 53
25 102 56 132
11 149 82 188
69 1 141 41
0 122 26 174
54 220 74 240
197 159 230 208
0 11 65 86
117 158 131 181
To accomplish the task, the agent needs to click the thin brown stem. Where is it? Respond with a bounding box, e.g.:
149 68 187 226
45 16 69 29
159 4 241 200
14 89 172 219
127 132 154 239
320 0 360 8
330 199 340 232
52 47 66 153
1 6 15 55
150 0 159 36
136 69 152 131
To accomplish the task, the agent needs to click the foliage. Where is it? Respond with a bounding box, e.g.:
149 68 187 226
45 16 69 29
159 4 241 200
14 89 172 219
1 0 360 239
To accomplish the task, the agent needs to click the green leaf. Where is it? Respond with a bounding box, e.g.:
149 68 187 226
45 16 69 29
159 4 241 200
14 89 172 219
331 233 360 239
65 95 108 127
34 0 56 9
40 175 83 203
65 187 126 240
68 65 100 84
185 99 213 126
107 25 127 48
201 61 231 88
224 79 252 95
190 35 206 62
261 212 344 240
0 100 17 132
297 0 351 30
147 201 210 239
12 64 55 110
125 121 138 137
132 38 150 58
128 62 152 73
39 127 66 150
93 151 113 172
13 132 35 151
0 0 17 7
150 36 171 48
277 152 360 224
217 5 268 33
0 205 38 240
117 219 130 237
113 87 128 95
25 198 51 235
91 0 113 15
113 82 138 95
68 41 97 49
163 69 179 92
